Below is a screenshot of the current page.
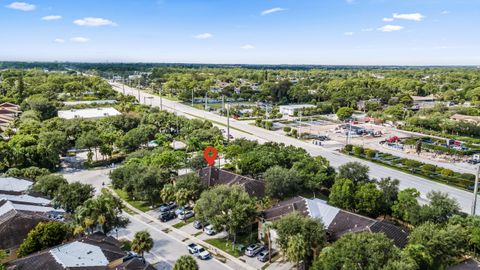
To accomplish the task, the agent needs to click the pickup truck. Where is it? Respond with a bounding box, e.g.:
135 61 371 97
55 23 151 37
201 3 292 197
187 243 210 260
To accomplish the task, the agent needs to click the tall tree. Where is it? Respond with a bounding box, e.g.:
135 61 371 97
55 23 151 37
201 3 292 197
17 222 70 257
312 232 400 270
173 255 198 270
54 182 95 213
286 234 307 270
131 230 154 257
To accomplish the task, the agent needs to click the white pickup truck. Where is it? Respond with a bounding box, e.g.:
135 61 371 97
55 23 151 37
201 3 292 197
187 243 210 260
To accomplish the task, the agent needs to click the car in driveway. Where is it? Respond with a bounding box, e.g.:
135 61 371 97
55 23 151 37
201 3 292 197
203 224 216 235
257 250 277 262
193 220 209 230
178 210 194 220
245 244 264 257
159 202 176 212
159 211 176 222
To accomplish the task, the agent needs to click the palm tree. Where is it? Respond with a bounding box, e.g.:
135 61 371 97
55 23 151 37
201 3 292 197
262 221 274 263
173 255 198 270
131 230 154 258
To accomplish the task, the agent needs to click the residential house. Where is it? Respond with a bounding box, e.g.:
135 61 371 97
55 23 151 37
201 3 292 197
450 114 480 124
259 196 408 248
199 167 265 197
411 94 438 110
7 232 156 270
0 102 21 131
0 177 65 259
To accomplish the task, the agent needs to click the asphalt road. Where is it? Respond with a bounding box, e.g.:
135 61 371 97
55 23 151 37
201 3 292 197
61 167 234 270
110 82 479 214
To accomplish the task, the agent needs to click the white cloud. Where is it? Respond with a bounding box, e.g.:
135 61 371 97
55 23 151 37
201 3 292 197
377 25 404 32
382 17 394 22
54 38 65 43
71 37 89 43
344 32 354 36
361 28 374 32
346 0 355 3
6 2 35 11
441 10 450 15
392 13 424 21
42 15 62 21
261 7 286 16
241 44 255 50
194 33 213 39
73 17 117 27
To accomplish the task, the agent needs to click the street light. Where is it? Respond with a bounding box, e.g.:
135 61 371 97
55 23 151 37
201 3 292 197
471 165 480 215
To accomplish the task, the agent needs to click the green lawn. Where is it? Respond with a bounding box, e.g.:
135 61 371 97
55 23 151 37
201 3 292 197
113 188 153 212
205 231 258 257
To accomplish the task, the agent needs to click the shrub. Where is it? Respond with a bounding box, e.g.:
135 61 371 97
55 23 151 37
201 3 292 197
344 144 353 152
353 146 365 156
283 126 292 133
365 149 377 159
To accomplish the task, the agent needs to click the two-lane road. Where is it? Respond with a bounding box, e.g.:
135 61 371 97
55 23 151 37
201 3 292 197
110 82 478 214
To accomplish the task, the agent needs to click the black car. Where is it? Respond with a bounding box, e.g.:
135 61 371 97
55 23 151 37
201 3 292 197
159 211 176 222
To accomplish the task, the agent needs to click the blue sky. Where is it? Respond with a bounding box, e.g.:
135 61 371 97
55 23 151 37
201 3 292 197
0 0 479 65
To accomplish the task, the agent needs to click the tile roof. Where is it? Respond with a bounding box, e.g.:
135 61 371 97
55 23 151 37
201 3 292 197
199 167 265 197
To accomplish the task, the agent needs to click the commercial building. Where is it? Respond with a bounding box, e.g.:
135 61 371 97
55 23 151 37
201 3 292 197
57 107 121 120
279 104 316 116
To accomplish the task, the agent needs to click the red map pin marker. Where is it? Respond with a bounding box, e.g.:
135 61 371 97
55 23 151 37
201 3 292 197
203 146 218 167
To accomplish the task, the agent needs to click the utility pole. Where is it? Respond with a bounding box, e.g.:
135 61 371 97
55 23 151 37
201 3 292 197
159 84 163 110
227 103 231 144
472 165 480 215
298 112 302 139
122 76 125 95
205 92 208 111
191 88 194 107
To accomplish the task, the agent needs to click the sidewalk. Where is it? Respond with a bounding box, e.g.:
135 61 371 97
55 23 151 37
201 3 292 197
108 188 255 270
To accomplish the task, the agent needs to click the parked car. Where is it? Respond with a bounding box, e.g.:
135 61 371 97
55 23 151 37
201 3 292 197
245 244 264 257
159 211 176 222
159 202 176 212
178 210 194 220
194 247 210 260
203 224 216 235
187 243 199 254
193 220 209 230
175 205 192 216
257 250 277 262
